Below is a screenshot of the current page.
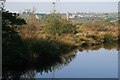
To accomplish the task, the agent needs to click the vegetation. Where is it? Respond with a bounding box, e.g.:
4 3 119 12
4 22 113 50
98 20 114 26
43 13 76 35
103 33 117 42
2 11 29 67
3 9 118 79
3 10 118 58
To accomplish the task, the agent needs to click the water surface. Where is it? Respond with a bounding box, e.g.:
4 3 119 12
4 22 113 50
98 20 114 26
3 43 119 78
33 48 118 78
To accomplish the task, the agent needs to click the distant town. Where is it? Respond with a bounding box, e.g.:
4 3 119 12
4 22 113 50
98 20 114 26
20 10 118 23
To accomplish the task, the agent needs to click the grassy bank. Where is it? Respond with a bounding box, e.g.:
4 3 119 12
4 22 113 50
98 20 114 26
15 13 118 58
18 17 118 49
3 11 118 60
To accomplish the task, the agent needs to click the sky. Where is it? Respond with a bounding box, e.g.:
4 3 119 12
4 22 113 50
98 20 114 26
5 2 118 13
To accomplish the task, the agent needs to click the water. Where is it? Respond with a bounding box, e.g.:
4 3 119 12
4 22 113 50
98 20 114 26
32 48 118 78
3 43 119 79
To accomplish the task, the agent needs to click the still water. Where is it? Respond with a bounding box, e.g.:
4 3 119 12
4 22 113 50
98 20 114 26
21 45 118 78
3 43 118 79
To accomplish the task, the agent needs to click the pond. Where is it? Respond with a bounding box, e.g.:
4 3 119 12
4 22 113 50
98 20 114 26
3 43 119 79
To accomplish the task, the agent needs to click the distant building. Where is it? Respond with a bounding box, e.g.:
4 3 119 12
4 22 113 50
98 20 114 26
66 12 77 20
69 13 76 18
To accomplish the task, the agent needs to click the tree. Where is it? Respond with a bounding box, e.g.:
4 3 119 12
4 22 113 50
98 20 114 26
2 11 26 26
2 10 29 69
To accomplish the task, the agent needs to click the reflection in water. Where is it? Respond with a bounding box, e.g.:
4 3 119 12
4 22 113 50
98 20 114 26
78 42 118 52
3 42 119 79
20 54 76 78
3 50 76 79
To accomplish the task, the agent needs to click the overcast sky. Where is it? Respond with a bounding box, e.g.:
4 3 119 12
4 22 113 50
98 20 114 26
5 2 118 13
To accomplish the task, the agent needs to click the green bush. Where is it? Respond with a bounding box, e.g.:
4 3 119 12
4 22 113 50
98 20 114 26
43 13 76 35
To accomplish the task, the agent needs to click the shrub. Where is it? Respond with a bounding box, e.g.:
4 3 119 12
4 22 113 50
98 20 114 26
43 13 76 35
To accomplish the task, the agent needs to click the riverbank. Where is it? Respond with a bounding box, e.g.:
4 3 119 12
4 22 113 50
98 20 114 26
18 13 118 48
17 24 118 59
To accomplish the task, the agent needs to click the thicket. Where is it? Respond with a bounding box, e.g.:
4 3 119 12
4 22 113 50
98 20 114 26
43 13 76 35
